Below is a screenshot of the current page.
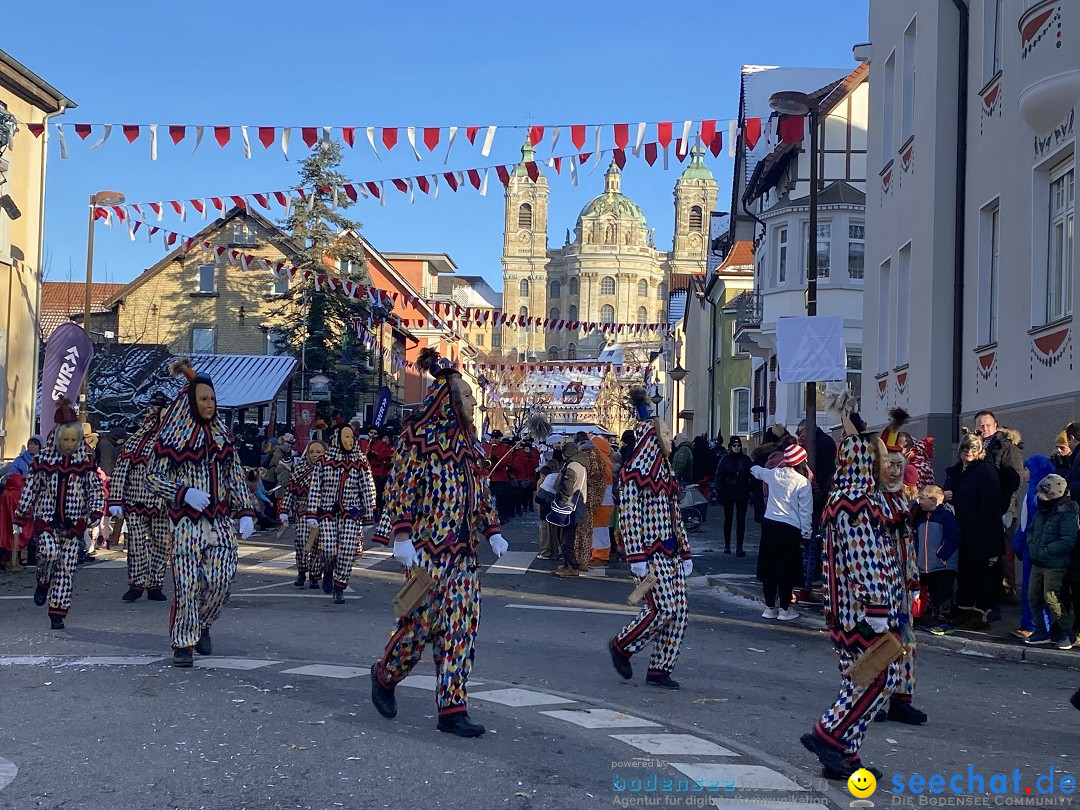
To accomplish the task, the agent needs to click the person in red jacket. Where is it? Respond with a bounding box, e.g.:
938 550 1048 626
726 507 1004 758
366 427 395 514
509 443 532 517
519 439 542 513
488 432 512 522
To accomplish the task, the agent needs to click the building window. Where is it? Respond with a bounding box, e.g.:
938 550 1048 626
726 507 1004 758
803 222 831 278
637 306 647 323
197 264 216 294
600 305 615 324
518 351 526 362
567 342 577 360
550 279 561 298
985 0 1004 81
568 304 578 322
777 226 788 284
266 328 286 356
231 222 256 245
519 278 530 297
192 326 216 354
901 18 917 142
492 332 501 348
848 222 865 280
896 243 911 365
731 388 750 437
657 308 666 323
273 274 289 295
637 278 648 297
518 203 533 230
689 206 703 231
845 350 862 404
882 51 896 162
878 259 892 370
978 203 1000 345
568 276 579 295
1047 162 1074 323
518 306 529 321
657 281 667 300
548 346 559 360
600 276 616 295
549 307 560 322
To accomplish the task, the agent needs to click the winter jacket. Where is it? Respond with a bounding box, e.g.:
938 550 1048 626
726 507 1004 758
367 439 394 479
943 458 1003 557
670 441 694 484
1067 451 1080 509
750 465 812 539
553 445 588 522
1027 497 1079 569
912 504 962 574
982 430 1024 515
489 442 512 483
715 451 752 502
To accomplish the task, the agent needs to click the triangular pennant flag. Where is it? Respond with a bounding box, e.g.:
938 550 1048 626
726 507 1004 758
214 126 231 147
528 125 544 146
89 124 112 150
657 121 673 148
612 148 627 169
301 127 318 148
382 127 398 150
210 197 225 213
779 115 804 144
423 127 440 151
123 125 140 143
149 124 158 160
365 181 380 199
392 178 409 194
365 126 381 160
344 184 358 202
27 123 45 138
552 156 562 174
613 123 629 149
416 175 430 194
443 172 458 191
274 190 288 207
75 123 92 140
55 124 67 159
443 125 458 164
341 126 355 147
700 118 717 148
281 127 290 158
745 117 762 150
168 125 185 144
190 199 205 218
230 195 247 209
406 127 422 160
571 124 586 150
525 161 539 182
644 142 658 166
480 125 496 156
258 127 275 148
253 193 269 209
240 125 251 159
466 125 480 144
496 165 511 186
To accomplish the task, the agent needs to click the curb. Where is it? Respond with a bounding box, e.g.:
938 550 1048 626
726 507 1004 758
705 576 1080 672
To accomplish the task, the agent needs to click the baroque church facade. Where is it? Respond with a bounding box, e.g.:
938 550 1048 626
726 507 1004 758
500 144 719 361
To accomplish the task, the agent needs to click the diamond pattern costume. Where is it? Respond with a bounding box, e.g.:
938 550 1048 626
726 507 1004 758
280 453 323 580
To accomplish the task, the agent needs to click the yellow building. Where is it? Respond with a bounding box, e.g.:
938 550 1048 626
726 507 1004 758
0 49 74 460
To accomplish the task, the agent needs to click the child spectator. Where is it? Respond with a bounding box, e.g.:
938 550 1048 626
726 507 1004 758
1024 474 1079 649
911 485 962 634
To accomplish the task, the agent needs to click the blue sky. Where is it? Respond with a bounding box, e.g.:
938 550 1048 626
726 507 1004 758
8 0 868 292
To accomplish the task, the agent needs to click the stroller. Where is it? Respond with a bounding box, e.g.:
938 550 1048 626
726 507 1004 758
679 485 709 532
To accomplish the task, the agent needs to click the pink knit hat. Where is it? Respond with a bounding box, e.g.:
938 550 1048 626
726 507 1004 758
782 443 808 467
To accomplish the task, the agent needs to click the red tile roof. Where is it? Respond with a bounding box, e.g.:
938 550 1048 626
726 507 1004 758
40 281 125 339
719 241 755 273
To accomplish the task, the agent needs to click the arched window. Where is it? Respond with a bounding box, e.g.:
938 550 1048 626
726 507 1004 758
518 306 529 321
568 276 579 295
548 346 560 360
637 307 647 323
600 276 616 295
518 203 533 229
657 281 667 300
549 307 560 323
568 304 578 322
657 308 666 323
689 205 703 231
637 278 648 297
567 343 577 360
600 305 615 324
519 278 530 297
549 279 561 298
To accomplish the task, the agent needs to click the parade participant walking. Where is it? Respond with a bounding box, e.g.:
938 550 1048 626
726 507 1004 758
109 392 172 603
278 439 327 589
608 387 692 690
306 423 376 604
370 347 507 738
14 398 104 630
801 417 901 780
148 359 256 667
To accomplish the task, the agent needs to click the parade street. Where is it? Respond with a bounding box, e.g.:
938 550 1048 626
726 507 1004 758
1 516 1076 810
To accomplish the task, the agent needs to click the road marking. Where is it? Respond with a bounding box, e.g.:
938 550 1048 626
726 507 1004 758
505 604 637 616
706 802 814 810
237 580 301 592
68 656 164 666
469 688 576 707
229 593 358 599
0 757 16 793
0 596 32 600
278 664 369 679
668 763 807 792
485 551 537 575
0 657 54 665
610 733 738 757
194 658 280 670
539 709 660 729
398 675 484 691
356 549 394 570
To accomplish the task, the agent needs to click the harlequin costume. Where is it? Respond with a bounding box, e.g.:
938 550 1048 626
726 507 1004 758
14 398 105 629
278 440 326 589
608 389 692 690
306 425 376 603
110 392 172 603
370 348 507 738
801 429 902 780
147 359 255 667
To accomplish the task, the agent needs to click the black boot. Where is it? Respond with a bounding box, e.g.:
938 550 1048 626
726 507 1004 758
308 575 321 589
736 548 746 558
887 698 927 725
33 584 48 607
172 647 193 667
121 587 143 602
370 664 397 718
194 629 212 656
801 730 850 778
822 759 883 781
608 639 632 680
146 588 167 602
49 614 65 630
437 712 485 738
332 587 346 604
294 571 307 588
646 671 680 690
322 571 333 594
1071 687 1080 712
724 544 731 554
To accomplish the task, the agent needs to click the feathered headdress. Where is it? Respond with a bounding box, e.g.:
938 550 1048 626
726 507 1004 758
524 412 552 443
822 385 866 437
626 385 672 457
881 407 909 453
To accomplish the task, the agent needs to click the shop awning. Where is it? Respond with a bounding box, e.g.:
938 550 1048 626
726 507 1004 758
188 353 298 409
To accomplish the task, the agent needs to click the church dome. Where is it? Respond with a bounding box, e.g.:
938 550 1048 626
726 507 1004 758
575 162 648 229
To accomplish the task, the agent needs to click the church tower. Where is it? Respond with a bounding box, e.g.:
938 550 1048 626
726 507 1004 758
501 141 550 360
670 143 719 276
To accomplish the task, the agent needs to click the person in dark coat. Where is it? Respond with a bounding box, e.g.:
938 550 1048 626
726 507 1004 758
943 433 1003 627
715 436 752 555
974 411 1024 517
692 435 717 485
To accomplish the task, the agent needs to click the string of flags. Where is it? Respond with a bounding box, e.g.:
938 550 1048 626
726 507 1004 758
471 363 647 375
24 118 767 162
354 321 412 371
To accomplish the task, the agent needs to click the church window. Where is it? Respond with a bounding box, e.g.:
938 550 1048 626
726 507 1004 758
600 276 616 295
600 305 615 324
548 346 560 360
549 307 560 323
657 281 667 300
519 278 530 297
519 306 529 321
568 276 579 295
518 203 533 230
567 343 577 360
658 308 667 323
689 206 703 231
637 278 648 297
568 304 578 322
550 280 561 298
637 307 647 323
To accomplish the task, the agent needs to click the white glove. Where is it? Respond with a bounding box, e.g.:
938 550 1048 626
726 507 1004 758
238 516 254 540
1002 512 1014 529
866 616 890 634
681 559 693 577
183 488 211 512
488 533 508 559
305 518 318 528
630 561 648 578
393 538 418 568
278 513 289 525
108 505 123 517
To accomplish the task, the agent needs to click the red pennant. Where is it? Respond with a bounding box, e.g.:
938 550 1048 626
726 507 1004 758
123 125 140 143
496 165 511 186
675 139 688 161
230 195 247 208
416 176 430 194
169 201 183 215
613 123 629 148
465 126 480 144
657 121 673 148
253 193 269 209
708 131 723 157
341 127 355 147
169 125 186 144
74 124 92 140
467 169 482 189
699 119 717 148
553 157 562 174
644 142 658 166
258 127 275 148
214 126 231 147
528 125 544 146
165 232 178 247
745 117 762 150
423 127 440 151
190 199 205 215
301 127 318 147
149 202 162 217
612 148 627 169
27 123 44 138
382 128 399 150
525 162 539 182
344 184 358 202
571 125 586 149
443 172 459 191
392 178 409 194
365 182 381 198
273 191 288 207
579 152 591 164
778 116 804 144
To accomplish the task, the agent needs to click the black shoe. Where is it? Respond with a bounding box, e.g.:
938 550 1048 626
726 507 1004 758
874 709 888 722
308 576 320 589
332 587 345 604
370 664 397 718
437 712 485 738
1070 688 1080 712
724 547 731 554
608 639 632 680
646 671 680 690
887 700 927 725
33 584 48 607
146 588 167 602
985 608 1002 623
172 647 194 668
49 615 65 630
294 571 307 588
322 571 333 594
801 731 849 777
194 629 212 656
822 761 883 780
121 587 143 603
736 549 746 558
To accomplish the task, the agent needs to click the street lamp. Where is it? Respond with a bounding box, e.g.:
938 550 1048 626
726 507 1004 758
82 189 125 418
769 90 822 472
668 364 688 383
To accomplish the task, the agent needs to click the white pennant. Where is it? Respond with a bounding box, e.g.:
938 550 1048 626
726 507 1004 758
365 126 381 160
593 125 602 160
178 201 186 222
549 126 560 156
200 198 207 220
149 124 158 160
127 221 136 241
680 120 692 155
322 126 331 142
406 177 414 204
443 125 458 164
479 168 489 196
306 189 315 213
380 181 386 207
241 125 251 159
281 127 291 159
406 127 422 161
481 125 496 157
55 123 67 159
728 120 737 157
89 124 111 151
356 183 369 200
331 186 338 210
192 125 204 154
569 156 578 186
432 174 439 200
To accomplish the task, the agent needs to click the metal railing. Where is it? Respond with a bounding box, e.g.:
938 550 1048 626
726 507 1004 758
732 290 763 330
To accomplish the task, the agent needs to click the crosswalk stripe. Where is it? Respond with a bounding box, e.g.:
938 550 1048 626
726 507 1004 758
398 675 485 691
539 709 660 729
278 664 369 679
193 658 280 670
484 551 538 575
667 763 807 792
610 733 738 757
68 656 164 666
469 688 576 707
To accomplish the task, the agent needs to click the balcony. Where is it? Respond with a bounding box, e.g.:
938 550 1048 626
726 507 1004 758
1018 0 1080 134
732 290 764 331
